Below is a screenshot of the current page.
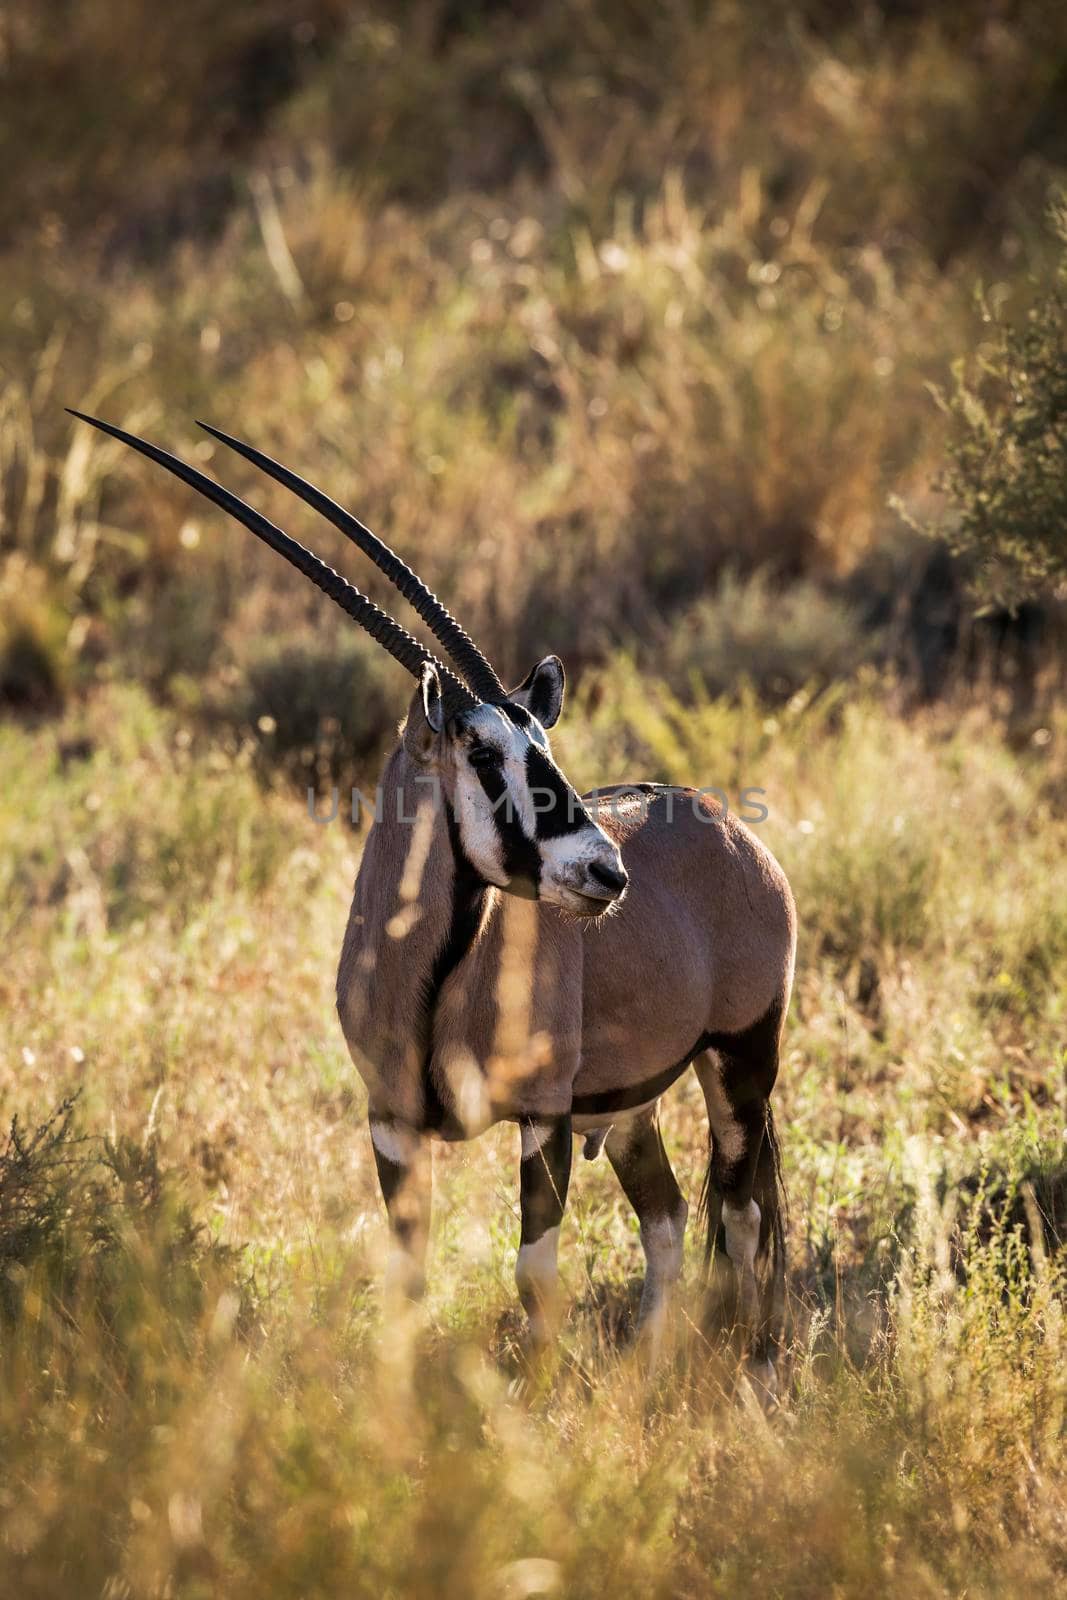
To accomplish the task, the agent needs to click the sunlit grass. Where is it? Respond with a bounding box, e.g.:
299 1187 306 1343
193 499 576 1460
5 7 1064 714
3 4 1067 1590
2 676 1065 1593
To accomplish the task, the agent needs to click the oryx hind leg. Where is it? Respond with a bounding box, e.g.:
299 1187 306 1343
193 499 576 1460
369 1116 432 1303
516 1115 573 1348
695 1016 785 1393
605 1109 688 1359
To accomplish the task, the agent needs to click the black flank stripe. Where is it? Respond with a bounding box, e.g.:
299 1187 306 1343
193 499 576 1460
571 1059 693 1118
572 1002 786 1118
526 745 587 840
572 1034 711 1117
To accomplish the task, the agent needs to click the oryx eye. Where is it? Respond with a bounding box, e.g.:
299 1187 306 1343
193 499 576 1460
468 744 502 769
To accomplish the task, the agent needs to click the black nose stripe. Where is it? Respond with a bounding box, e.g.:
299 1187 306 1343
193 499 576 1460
525 745 588 839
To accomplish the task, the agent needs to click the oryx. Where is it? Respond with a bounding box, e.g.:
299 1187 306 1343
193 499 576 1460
69 410 797 1385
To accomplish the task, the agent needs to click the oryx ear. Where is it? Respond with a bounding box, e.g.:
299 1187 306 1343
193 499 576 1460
420 661 445 733
510 654 565 729
403 662 444 763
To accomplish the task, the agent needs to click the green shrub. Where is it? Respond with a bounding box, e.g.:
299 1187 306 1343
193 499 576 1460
212 632 401 787
0 1095 242 1335
660 569 873 700
0 563 69 713
932 200 1067 606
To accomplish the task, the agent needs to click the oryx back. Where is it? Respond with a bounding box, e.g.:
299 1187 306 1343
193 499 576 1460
573 785 796 1120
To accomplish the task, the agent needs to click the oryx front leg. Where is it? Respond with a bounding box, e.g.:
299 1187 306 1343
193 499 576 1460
369 1117 431 1303
605 1111 688 1360
516 1116 572 1348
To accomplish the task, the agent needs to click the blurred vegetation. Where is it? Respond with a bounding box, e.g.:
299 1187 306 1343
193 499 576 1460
932 198 1067 605
2 0 1067 733
0 1094 243 1333
4 3 1067 1594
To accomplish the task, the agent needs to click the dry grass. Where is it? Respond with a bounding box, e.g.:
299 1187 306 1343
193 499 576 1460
2 678 1066 1595
3 2 1066 716
4 5 1067 1593
3 164 962 691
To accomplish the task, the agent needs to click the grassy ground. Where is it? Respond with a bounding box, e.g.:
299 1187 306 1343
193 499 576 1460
4 4 1067 1594
2 673 1065 1597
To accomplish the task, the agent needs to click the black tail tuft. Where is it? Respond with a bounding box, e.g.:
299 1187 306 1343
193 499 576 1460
698 1134 722 1274
760 1103 788 1322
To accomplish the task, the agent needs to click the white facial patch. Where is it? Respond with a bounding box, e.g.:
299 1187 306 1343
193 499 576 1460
450 706 543 883
451 708 510 885
449 705 619 901
497 718 538 838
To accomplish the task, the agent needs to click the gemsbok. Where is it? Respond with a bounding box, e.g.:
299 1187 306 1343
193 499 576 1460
69 409 797 1390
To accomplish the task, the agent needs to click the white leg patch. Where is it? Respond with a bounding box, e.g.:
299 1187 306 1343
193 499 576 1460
723 1197 761 1333
520 1120 556 1160
640 1209 687 1294
516 1225 560 1341
700 1061 748 1166
516 1225 560 1293
636 1207 687 1338
722 1198 761 1272
384 1245 426 1302
370 1120 418 1166
632 1206 687 1366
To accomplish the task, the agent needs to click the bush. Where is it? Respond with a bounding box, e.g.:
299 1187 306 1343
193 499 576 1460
931 199 1067 606
660 568 873 700
0 1095 242 1334
0 561 69 713
212 631 401 787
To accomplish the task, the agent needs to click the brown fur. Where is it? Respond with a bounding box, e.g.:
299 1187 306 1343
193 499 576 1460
336 754 796 1133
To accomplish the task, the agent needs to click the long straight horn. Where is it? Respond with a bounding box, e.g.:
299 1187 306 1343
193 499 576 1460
65 410 476 708
195 421 506 705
